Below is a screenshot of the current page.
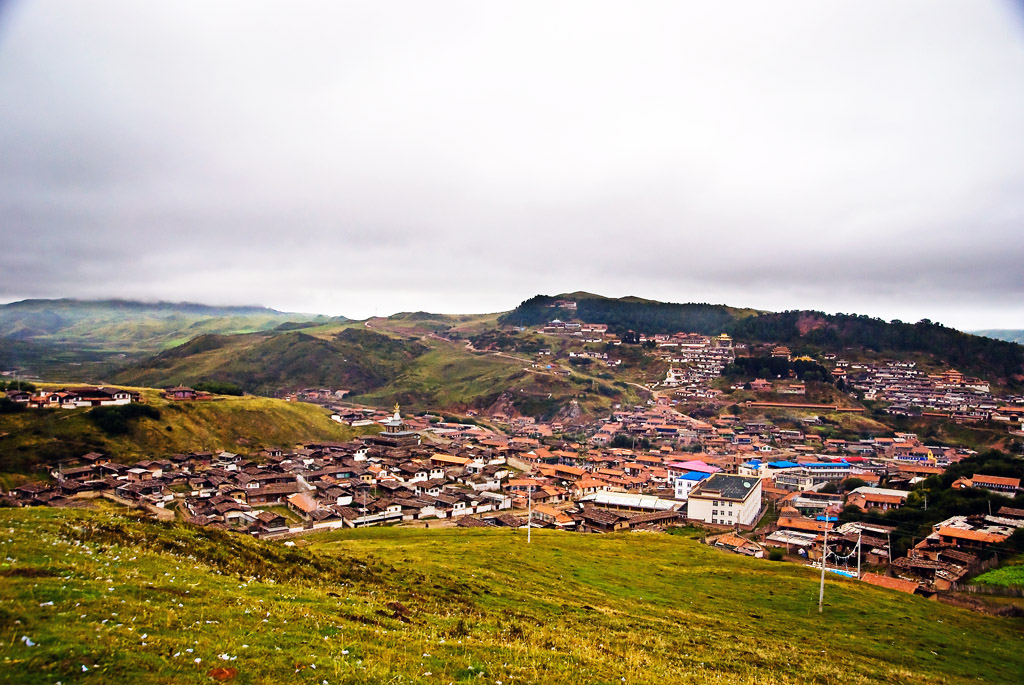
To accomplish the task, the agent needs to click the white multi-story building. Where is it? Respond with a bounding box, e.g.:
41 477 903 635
687 474 763 527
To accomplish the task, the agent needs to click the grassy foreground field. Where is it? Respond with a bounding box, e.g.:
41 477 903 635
1 508 1022 684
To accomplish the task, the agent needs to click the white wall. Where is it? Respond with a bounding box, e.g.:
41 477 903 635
688 480 762 526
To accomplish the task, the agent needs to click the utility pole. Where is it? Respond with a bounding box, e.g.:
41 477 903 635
819 523 828 613
857 530 862 579
527 485 532 544
817 514 837 613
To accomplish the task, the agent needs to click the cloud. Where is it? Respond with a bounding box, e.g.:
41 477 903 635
1 0 1023 329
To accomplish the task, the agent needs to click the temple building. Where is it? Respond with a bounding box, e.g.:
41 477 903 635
371 404 421 447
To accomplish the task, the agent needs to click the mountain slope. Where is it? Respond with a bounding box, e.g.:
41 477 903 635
113 329 428 396
1 508 1022 684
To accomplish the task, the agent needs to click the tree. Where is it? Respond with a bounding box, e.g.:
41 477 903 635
841 477 867 493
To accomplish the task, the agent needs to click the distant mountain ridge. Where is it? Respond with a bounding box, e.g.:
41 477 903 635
0 298 343 381
1 297 285 314
972 329 1024 345
0 298 338 350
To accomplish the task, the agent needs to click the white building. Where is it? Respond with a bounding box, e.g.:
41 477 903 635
687 474 763 527
673 472 708 501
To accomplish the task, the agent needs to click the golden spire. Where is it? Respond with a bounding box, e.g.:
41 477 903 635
394 402 401 414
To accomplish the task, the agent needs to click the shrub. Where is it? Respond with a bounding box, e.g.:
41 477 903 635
88 403 162 435
768 547 784 562
0 398 25 414
194 381 244 396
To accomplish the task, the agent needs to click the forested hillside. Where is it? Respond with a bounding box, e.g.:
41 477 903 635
503 294 1024 384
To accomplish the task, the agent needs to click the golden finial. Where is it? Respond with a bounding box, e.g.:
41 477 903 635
394 402 401 414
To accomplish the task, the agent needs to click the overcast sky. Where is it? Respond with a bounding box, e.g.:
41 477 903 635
2 1 1023 329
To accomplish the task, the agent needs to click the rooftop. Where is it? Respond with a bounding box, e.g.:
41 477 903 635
692 474 760 501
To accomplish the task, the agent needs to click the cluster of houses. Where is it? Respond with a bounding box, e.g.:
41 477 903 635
4 391 1023 599
541 319 610 341
754 458 1023 594
4 409 519 535
842 363 1009 423
3 386 139 409
660 342 735 399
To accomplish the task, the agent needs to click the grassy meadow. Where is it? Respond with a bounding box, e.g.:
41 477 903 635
1 507 1022 684
972 556 1024 587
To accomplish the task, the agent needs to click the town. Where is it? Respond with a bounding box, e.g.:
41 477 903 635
5 307 1024 606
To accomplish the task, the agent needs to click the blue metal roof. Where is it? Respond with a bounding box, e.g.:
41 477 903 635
767 460 800 468
680 471 710 481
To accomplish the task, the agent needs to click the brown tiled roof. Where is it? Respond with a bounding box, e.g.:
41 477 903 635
455 517 493 528
936 526 1009 544
971 474 1020 488
861 573 919 594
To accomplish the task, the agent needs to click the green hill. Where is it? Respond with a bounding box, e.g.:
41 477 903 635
113 328 427 397
1 508 1022 684
0 389 366 481
113 326 632 420
347 338 638 418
